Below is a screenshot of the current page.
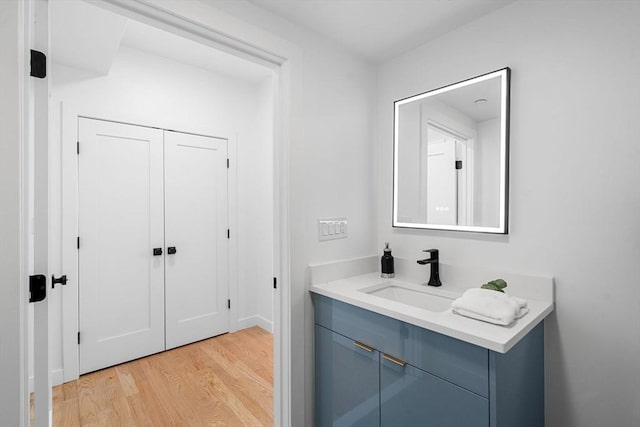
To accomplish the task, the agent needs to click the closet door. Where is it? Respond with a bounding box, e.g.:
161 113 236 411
164 131 229 349
78 118 165 374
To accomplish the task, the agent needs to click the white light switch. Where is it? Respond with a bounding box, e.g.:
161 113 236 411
318 217 348 241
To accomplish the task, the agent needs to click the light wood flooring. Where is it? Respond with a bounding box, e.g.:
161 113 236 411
47 326 273 427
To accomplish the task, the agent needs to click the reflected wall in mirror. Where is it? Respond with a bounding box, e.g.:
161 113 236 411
393 68 510 234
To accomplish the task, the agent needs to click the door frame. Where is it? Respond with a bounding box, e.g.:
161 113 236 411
25 0 296 426
5 2 38 424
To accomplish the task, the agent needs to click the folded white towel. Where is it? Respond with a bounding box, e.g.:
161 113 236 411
451 288 529 326
513 296 528 309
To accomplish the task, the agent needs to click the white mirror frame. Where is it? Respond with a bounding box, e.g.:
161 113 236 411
393 67 511 234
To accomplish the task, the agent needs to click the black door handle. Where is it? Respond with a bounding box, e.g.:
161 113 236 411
167 246 177 255
52 274 68 289
153 248 163 256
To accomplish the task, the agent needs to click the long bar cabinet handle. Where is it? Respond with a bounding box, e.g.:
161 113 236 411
383 353 407 367
353 341 374 353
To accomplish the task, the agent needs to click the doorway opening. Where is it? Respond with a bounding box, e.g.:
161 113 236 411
30 0 285 424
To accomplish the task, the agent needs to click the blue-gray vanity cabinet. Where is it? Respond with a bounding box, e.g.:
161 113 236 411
381 357 488 427
315 325 380 427
312 293 545 427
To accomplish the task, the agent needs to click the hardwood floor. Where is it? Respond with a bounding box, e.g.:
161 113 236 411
49 326 273 427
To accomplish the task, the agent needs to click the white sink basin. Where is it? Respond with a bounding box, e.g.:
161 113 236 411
360 282 455 312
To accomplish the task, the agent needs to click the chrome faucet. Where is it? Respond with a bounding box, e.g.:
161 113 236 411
417 249 442 287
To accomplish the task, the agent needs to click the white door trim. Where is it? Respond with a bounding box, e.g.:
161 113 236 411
54 1 295 426
227 132 240 332
10 1 34 426
32 0 52 425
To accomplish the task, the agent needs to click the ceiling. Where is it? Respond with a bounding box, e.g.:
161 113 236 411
50 0 128 75
436 76 502 122
51 0 516 78
120 20 273 83
50 0 272 83
246 0 516 63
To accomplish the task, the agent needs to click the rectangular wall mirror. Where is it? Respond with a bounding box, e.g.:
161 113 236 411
393 68 510 234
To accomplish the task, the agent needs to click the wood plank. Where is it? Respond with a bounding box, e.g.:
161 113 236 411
51 326 273 427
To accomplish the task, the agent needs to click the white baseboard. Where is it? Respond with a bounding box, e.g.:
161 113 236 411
237 315 273 333
29 369 65 393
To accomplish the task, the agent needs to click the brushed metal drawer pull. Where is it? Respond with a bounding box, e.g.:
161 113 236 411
353 341 374 353
383 353 407 367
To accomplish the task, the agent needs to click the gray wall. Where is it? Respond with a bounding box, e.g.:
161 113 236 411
377 2 640 425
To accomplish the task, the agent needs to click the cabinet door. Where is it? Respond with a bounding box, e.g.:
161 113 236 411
78 118 165 374
315 325 380 427
164 131 229 349
381 357 488 427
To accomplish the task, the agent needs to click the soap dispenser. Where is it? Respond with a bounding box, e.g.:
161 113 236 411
381 243 395 278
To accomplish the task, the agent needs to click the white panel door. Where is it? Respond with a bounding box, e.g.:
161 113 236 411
78 118 165 374
426 141 457 225
164 131 229 349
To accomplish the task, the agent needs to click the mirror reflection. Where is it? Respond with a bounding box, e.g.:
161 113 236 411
393 68 510 234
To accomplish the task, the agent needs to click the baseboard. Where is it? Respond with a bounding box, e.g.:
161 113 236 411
29 368 65 393
237 315 273 333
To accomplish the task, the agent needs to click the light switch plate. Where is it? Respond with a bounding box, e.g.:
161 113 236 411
318 217 348 241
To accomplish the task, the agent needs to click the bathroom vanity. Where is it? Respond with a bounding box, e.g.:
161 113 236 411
309 66 547 426
310 267 554 427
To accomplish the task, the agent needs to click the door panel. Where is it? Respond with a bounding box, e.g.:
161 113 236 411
315 325 380 427
426 139 457 225
164 131 229 349
78 118 165 374
381 358 488 427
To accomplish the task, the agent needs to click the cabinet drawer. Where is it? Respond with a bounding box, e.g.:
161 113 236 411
314 293 405 358
313 294 488 397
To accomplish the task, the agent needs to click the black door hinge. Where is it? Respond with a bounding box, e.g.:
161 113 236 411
77 332 80 344
30 50 46 79
77 142 80 155
455 160 463 170
273 277 277 289
29 275 47 303
227 299 231 309
227 229 230 239
227 158 229 168
77 236 80 249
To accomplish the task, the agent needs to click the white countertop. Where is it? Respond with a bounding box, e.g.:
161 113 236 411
310 272 554 353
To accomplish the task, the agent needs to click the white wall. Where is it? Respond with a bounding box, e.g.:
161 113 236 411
236 75 275 330
0 1 27 425
377 2 640 426
48 44 274 379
